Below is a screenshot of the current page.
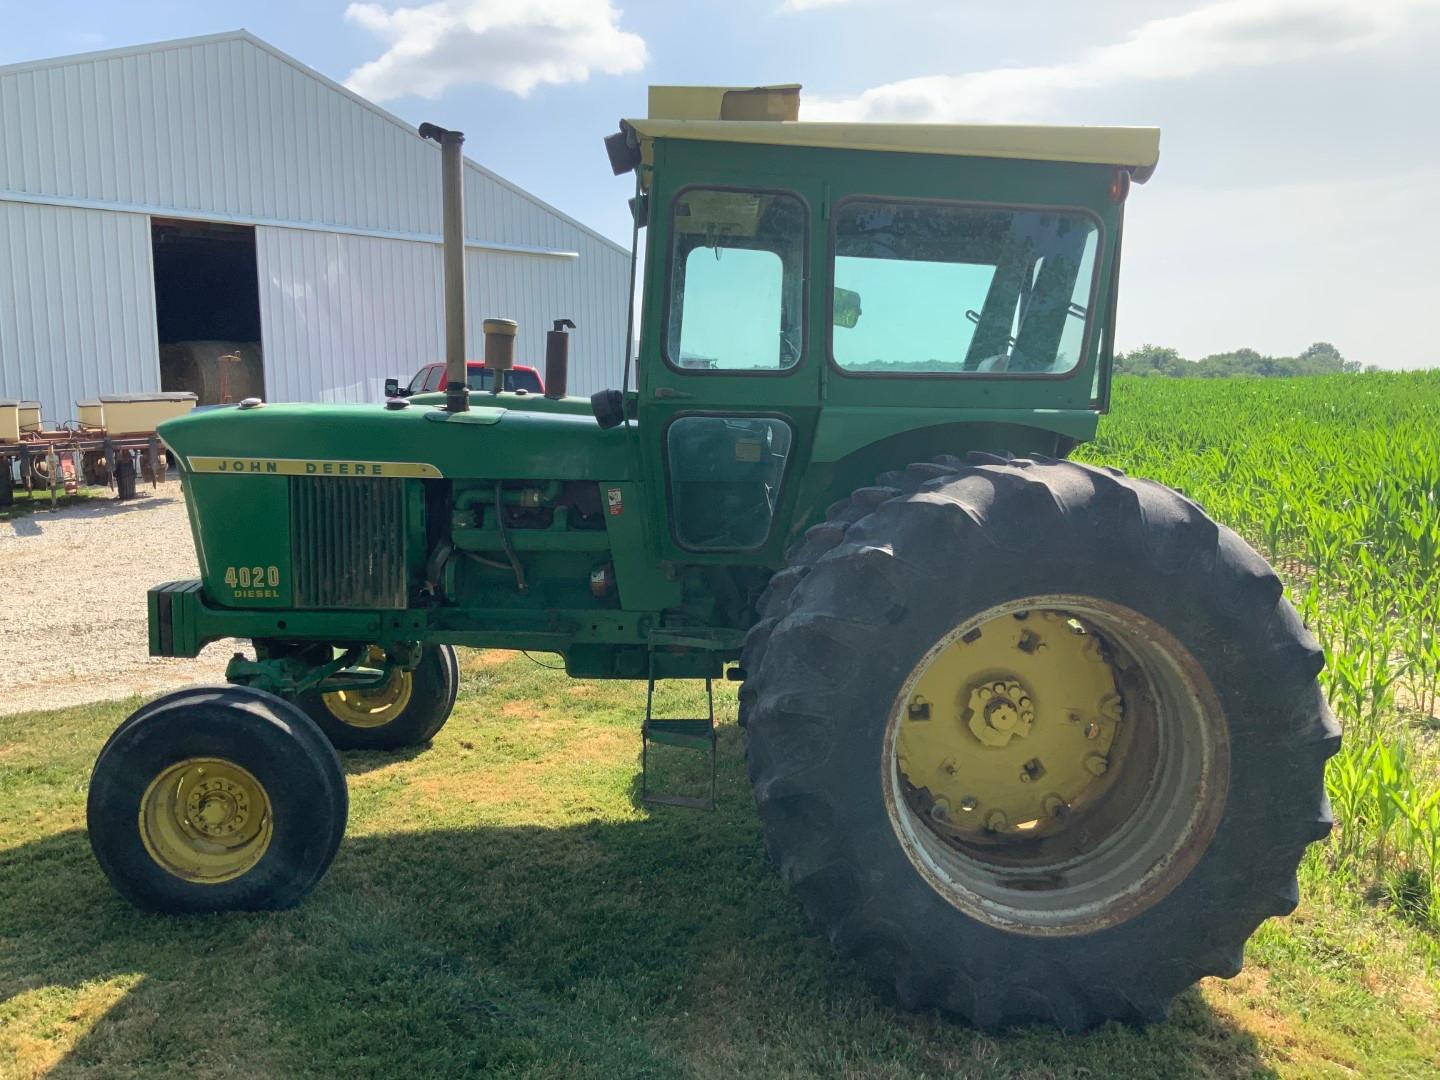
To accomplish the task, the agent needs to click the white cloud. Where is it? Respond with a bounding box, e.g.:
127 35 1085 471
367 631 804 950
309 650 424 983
778 0 861 12
343 0 647 102
807 0 1430 121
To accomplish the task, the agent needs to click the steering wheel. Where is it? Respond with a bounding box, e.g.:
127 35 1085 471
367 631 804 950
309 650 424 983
779 326 801 368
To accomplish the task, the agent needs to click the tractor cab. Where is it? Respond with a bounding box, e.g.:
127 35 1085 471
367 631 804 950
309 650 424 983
604 85 1158 566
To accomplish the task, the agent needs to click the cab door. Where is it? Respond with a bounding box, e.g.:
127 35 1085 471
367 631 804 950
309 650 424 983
635 154 824 566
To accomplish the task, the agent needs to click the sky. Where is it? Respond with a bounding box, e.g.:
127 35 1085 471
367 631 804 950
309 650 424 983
4 0 1439 368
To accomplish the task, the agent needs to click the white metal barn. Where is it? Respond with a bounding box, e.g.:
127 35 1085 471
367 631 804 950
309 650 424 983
0 30 630 421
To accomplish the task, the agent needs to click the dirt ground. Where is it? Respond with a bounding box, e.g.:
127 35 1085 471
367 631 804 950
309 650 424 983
0 489 232 716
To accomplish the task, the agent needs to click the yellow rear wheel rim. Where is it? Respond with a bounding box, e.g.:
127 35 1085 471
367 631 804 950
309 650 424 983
138 757 273 883
322 647 414 729
883 595 1226 936
896 609 1124 842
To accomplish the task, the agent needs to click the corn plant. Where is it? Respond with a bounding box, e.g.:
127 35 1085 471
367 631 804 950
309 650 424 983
1079 371 1440 926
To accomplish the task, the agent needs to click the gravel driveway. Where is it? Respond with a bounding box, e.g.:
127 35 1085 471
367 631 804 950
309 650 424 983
0 490 232 715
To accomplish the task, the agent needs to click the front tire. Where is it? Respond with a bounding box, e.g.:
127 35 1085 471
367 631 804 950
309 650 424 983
88 686 347 913
295 644 459 751
741 454 1339 1029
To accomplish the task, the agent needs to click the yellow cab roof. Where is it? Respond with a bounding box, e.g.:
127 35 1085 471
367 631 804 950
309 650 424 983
624 84 1160 180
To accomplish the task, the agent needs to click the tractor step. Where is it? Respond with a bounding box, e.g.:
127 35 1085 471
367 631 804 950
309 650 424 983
641 674 715 811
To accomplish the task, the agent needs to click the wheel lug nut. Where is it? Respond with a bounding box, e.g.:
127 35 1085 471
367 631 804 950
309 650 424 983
959 796 978 812
1084 752 1109 776
942 757 957 776
1043 794 1068 818
984 810 1008 832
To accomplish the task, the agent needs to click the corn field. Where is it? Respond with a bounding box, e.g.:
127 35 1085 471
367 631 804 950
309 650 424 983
1078 371 1440 925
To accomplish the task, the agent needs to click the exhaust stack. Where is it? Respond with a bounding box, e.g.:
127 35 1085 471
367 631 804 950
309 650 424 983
419 122 468 413
545 319 575 399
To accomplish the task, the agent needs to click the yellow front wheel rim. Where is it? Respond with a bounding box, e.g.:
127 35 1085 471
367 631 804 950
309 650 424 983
322 648 414 729
139 757 273 883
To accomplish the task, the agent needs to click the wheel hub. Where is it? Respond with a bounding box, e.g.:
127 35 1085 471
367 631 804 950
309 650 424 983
897 610 1124 842
186 778 252 836
138 757 273 883
966 677 1034 747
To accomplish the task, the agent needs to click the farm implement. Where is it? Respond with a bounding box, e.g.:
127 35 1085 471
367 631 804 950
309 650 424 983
86 85 1338 1030
0 394 194 507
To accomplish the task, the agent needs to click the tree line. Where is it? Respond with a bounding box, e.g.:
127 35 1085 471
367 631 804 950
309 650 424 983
1114 342 1376 378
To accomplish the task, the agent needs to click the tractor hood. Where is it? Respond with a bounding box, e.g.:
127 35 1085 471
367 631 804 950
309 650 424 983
158 399 631 482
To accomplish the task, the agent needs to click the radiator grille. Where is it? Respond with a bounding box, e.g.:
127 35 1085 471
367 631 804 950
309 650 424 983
291 477 407 609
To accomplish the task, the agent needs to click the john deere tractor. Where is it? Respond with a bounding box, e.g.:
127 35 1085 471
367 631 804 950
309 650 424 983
87 85 1338 1029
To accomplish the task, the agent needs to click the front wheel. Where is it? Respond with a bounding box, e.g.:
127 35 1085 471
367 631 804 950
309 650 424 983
88 686 347 912
295 644 458 751
741 454 1339 1029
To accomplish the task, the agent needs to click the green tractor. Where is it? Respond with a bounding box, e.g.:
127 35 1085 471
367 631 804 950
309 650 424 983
88 85 1337 1029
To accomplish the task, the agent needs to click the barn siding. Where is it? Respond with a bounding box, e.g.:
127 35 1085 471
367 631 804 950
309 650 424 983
255 227 443 403
0 200 158 419
0 31 629 414
254 226 626 403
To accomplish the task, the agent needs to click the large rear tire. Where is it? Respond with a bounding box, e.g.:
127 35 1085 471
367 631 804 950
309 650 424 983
88 685 347 913
740 454 1338 1029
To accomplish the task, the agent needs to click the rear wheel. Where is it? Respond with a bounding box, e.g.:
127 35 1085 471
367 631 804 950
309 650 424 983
295 644 458 751
741 454 1338 1028
88 686 347 912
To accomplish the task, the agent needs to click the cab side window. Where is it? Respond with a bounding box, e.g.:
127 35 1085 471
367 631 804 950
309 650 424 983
665 189 807 372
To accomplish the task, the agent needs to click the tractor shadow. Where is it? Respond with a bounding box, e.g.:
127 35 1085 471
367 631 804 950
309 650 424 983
3 822 1275 1077
0 489 180 531
338 743 431 776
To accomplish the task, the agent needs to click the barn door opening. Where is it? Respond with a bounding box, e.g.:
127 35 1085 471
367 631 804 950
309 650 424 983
151 218 265 405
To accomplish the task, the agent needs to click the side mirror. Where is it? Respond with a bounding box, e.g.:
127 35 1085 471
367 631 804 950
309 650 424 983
833 287 862 329
384 378 402 398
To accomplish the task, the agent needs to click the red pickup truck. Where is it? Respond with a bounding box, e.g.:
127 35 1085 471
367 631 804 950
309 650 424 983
395 361 544 396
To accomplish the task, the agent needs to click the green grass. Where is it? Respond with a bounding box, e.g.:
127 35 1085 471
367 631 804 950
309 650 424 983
3 651 1439 1079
